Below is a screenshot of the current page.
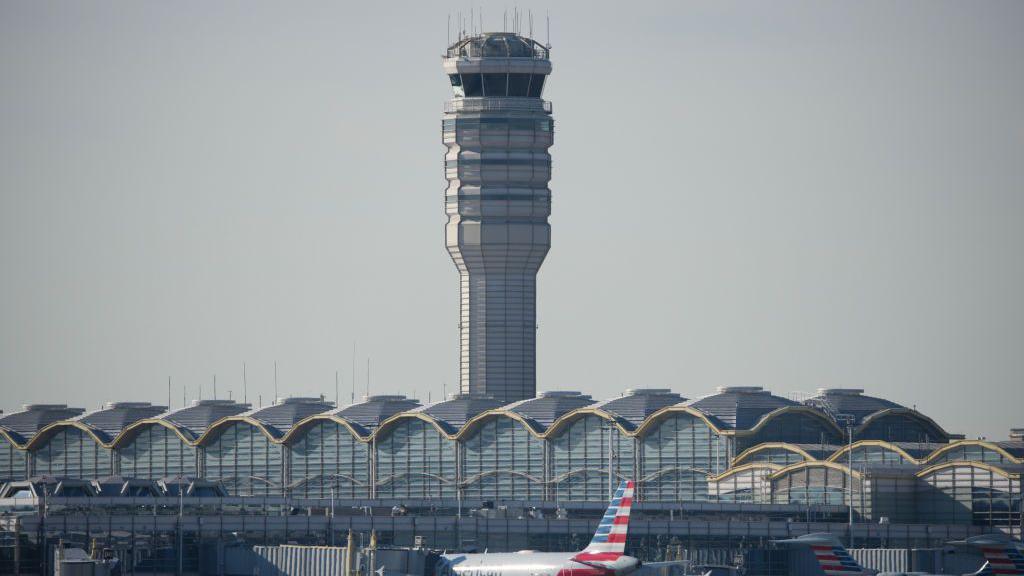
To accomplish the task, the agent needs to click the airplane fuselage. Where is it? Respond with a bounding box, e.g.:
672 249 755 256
440 552 617 576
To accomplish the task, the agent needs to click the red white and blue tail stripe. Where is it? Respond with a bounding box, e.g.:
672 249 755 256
573 480 634 563
773 533 865 575
967 535 1024 575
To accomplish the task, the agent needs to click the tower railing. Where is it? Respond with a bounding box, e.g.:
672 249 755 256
445 98 552 114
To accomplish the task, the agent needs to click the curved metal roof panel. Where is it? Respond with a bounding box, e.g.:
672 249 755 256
0 404 86 445
996 441 1024 459
245 397 335 438
334 395 422 433
505 391 595 431
593 389 686 430
74 402 167 443
159 400 251 440
686 387 799 430
803 388 904 425
412 395 506 433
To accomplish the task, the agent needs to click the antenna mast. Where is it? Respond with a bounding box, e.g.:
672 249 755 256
243 363 247 404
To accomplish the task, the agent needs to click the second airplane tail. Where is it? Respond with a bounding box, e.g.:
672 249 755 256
573 480 635 563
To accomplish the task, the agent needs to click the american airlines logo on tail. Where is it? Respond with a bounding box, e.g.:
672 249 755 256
573 480 634 564
966 534 1024 576
777 531 1024 576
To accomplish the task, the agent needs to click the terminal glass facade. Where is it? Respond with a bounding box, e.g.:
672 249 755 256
117 425 197 479
31 428 112 479
203 422 283 496
462 417 545 500
374 419 457 499
0 436 27 483
550 415 634 502
639 413 728 502
288 421 369 498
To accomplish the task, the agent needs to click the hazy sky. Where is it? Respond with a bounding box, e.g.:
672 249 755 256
2 1 1021 440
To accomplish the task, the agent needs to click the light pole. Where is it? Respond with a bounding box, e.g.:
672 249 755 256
835 414 856 548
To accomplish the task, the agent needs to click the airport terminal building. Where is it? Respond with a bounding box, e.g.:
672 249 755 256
0 30 1020 575
0 386 1020 539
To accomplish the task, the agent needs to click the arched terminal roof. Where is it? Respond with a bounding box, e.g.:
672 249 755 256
156 400 251 441
240 397 335 438
686 387 803 430
333 395 421 434
591 389 686 430
803 388 903 424
0 404 85 446
446 32 549 59
505 391 595 432
409 394 506 434
71 402 167 443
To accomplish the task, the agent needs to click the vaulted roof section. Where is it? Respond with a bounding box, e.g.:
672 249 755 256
686 387 800 430
0 404 85 445
592 389 686 430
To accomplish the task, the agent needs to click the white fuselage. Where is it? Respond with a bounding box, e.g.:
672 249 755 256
440 552 604 576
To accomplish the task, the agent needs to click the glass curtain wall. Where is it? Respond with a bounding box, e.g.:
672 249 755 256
31 428 112 479
374 419 456 499
203 422 282 496
288 421 369 498
0 435 27 483
639 413 727 502
116 425 197 479
462 417 545 500
550 415 633 502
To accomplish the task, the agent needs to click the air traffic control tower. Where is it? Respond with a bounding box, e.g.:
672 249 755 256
442 33 553 403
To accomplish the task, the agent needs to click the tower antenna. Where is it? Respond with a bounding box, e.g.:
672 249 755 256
183 384 186 408
366 357 370 398
447 13 450 47
213 374 217 400
273 360 278 402
547 11 550 47
529 10 533 39
351 341 356 400
335 370 340 407
168 376 172 409
243 362 247 404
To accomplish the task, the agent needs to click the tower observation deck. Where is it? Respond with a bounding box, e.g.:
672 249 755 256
442 33 553 403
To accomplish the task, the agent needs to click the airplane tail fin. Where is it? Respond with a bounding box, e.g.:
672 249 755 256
773 533 868 575
962 534 1024 575
572 480 634 563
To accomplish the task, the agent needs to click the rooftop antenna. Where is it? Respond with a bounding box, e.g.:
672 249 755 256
470 6 473 35
529 10 533 39
243 362 247 405
351 341 356 400
168 376 172 409
447 13 450 47
443 381 447 399
503 10 507 32
335 370 340 407
182 384 186 408
366 357 370 398
546 11 550 47
228 389 232 400
274 360 278 402
479 7 482 35
213 374 217 400
199 380 203 401
258 394 262 408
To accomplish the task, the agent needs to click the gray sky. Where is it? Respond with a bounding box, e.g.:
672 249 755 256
2 1 1021 440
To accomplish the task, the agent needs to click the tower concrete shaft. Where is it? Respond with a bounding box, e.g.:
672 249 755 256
442 33 553 403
